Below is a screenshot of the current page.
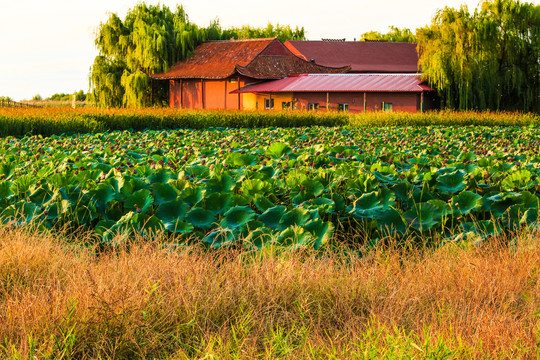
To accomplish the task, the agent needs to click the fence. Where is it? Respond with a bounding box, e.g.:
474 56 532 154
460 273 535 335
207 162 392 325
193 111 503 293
0 100 42 108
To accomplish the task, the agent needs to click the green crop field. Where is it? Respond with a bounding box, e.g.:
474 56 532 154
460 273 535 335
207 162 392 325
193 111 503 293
1 124 539 249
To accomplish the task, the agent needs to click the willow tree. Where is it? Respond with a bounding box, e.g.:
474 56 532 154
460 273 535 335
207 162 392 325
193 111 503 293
417 0 539 112
219 23 306 42
90 3 206 108
359 26 417 42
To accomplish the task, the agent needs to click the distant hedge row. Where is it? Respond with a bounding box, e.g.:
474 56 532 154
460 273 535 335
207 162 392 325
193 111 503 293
0 108 538 137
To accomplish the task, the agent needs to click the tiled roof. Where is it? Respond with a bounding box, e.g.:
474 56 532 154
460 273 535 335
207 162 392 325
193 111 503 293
233 73 434 93
149 38 277 80
236 55 349 79
284 40 420 73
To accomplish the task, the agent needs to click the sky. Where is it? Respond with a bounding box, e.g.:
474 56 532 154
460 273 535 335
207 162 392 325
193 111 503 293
0 0 535 101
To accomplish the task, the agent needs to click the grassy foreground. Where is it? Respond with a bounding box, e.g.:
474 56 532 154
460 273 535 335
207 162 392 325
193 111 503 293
1 227 540 359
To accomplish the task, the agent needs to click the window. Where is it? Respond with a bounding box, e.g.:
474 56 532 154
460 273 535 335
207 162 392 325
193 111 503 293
308 103 319 111
338 103 349 112
264 98 274 109
282 101 291 110
382 102 393 111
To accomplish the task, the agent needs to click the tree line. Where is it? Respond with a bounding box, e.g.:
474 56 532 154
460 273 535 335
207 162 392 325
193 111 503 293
90 0 539 112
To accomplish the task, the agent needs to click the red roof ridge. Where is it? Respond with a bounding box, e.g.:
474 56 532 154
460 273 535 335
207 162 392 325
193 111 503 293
206 37 278 43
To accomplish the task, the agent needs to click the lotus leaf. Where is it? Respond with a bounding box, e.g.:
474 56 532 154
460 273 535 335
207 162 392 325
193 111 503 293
152 182 179 205
221 206 255 229
266 142 292 158
185 207 216 229
124 189 154 215
203 229 237 249
436 170 466 194
155 200 190 222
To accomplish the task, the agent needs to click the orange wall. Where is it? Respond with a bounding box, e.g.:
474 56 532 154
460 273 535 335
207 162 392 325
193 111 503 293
169 77 246 110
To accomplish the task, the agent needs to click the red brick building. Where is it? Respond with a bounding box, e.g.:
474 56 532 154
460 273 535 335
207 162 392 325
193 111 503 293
148 38 348 110
148 38 435 112
233 73 435 113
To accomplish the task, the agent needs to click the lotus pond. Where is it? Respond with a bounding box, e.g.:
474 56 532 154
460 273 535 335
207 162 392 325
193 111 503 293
1 126 539 248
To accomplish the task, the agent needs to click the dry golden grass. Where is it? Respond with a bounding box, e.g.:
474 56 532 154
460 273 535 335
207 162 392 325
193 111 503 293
1 226 540 359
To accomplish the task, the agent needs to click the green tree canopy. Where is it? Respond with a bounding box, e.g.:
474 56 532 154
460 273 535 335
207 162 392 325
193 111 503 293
217 23 306 42
90 3 206 108
417 0 539 112
359 26 417 42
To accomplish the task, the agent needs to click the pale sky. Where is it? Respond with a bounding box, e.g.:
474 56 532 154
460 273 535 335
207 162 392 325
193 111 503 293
1 0 534 101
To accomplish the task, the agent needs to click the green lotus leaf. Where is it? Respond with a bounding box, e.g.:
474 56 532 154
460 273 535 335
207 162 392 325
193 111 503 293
155 199 190 222
185 165 209 178
232 193 252 206
347 190 394 219
28 186 55 206
0 162 15 179
12 174 36 196
221 206 255 229
92 163 113 173
325 193 345 213
1 201 38 225
460 220 502 238
503 204 528 230
205 192 233 215
185 207 216 229
72 203 97 225
517 191 539 210
225 152 257 167
279 207 310 229
124 189 153 215
95 219 116 236
258 205 287 231
304 219 334 250
133 214 164 234
254 194 274 212
265 142 292 158
450 191 482 216
152 182 179 205
90 183 117 213
105 175 125 194
122 178 151 196
486 192 523 217
203 229 237 249
36 164 55 178
277 226 315 249
181 186 204 206
427 199 452 219
244 226 275 250
44 201 69 220
520 208 539 227
164 219 194 234
403 202 440 231
241 179 270 196
436 170 466 194
206 174 236 193
392 181 415 203
375 208 406 234
500 170 534 191
254 166 277 180
76 170 103 183
300 180 324 196
285 171 308 189
304 197 335 214
0 181 14 199
147 169 177 184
